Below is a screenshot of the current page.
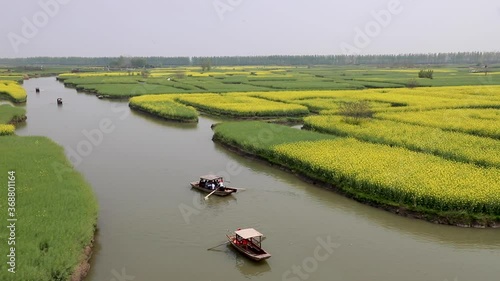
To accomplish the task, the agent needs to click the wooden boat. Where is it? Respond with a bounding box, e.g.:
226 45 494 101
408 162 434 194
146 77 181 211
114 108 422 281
226 228 271 261
190 175 237 197
57 98 63 105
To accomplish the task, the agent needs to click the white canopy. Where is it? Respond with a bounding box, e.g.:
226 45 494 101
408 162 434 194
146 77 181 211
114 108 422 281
235 228 263 239
200 175 222 181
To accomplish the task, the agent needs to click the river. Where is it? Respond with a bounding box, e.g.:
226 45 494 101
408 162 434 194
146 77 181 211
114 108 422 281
17 77 500 281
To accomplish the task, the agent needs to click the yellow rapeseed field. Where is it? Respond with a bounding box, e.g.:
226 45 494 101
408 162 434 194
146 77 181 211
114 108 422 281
0 80 27 102
273 139 500 214
129 94 198 122
377 108 500 139
0 124 15 135
250 86 500 112
177 94 309 117
304 115 500 168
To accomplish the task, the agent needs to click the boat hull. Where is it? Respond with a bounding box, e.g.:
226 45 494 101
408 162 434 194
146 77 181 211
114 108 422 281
226 235 271 261
190 182 237 197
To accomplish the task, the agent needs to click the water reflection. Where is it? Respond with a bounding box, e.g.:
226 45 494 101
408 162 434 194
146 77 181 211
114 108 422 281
227 245 272 278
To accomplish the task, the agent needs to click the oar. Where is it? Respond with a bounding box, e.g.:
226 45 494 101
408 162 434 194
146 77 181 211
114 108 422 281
204 189 218 200
207 241 229 251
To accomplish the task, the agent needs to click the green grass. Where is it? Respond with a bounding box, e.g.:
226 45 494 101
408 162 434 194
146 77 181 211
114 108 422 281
182 78 271 92
63 76 142 86
0 104 26 124
78 83 184 97
0 75 24 82
213 121 335 158
0 136 98 280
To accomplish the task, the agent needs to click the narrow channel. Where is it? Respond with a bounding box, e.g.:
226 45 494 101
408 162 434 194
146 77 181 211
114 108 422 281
17 77 500 281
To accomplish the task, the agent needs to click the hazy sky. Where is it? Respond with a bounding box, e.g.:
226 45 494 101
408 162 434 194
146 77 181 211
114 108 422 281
1 0 499 58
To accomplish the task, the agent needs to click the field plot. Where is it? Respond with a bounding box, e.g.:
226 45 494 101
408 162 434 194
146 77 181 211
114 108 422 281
213 121 500 224
129 95 198 122
377 108 500 139
177 94 309 117
252 86 500 113
57 66 500 98
0 80 27 102
304 115 500 168
0 104 26 124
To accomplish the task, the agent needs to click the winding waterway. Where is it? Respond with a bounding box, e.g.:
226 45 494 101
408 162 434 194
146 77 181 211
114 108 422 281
17 77 500 281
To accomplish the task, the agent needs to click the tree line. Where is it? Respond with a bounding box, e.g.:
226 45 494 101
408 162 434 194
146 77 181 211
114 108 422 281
1 52 499 67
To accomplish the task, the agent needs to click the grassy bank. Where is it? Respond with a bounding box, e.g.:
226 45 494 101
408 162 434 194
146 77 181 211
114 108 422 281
0 136 98 280
213 121 500 227
129 95 198 122
0 104 26 124
0 104 26 136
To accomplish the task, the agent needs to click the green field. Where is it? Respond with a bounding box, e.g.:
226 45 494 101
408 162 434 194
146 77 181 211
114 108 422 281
0 104 26 124
56 65 500 98
0 136 98 281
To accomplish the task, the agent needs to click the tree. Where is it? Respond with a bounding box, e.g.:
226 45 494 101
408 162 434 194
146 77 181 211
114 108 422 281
141 69 151 78
131 58 147 68
338 101 373 124
201 58 212 71
418 69 434 79
109 56 126 68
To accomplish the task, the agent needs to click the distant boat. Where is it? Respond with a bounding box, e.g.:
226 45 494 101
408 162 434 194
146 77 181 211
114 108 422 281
226 228 271 261
35 88 40 93
57 98 63 105
190 175 237 197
